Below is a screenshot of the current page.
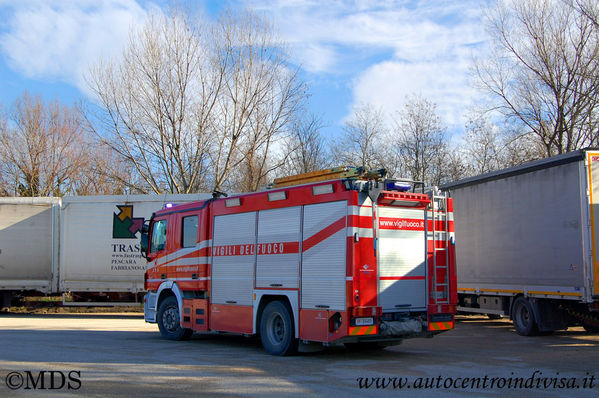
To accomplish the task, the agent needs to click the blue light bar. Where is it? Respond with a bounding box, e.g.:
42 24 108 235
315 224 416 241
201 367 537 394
386 181 412 192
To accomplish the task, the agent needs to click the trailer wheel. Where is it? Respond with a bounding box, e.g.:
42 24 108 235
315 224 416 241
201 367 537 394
260 301 298 356
157 296 192 341
512 297 539 336
582 322 599 333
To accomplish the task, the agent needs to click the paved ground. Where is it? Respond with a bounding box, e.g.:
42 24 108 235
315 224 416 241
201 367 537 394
0 314 598 397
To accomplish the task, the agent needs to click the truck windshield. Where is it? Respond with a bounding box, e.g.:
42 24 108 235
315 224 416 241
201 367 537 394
150 220 167 253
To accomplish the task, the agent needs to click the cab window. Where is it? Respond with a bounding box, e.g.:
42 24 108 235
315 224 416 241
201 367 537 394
182 215 198 248
150 219 167 253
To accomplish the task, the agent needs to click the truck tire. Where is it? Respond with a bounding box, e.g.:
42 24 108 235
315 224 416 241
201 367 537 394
157 296 192 341
512 297 539 336
582 322 599 333
260 301 298 356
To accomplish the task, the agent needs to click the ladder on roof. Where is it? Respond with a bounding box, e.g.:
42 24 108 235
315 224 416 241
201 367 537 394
268 167 386 188
427 190 450 305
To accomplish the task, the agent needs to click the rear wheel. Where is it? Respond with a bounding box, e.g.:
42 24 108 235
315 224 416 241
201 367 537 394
582 321 599 333
512 297 539 336
260 301 298 356
157 296 192 341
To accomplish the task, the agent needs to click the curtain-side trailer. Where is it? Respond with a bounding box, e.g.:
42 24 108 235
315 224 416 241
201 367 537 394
442 149 599 335
0 197 60 307
0 194 210 307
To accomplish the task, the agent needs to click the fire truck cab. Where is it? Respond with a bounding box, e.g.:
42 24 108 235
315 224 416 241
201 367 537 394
142 168 457 355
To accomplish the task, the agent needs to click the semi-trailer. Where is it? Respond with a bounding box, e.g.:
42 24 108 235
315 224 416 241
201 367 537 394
442 149 599 335
0 194 210 307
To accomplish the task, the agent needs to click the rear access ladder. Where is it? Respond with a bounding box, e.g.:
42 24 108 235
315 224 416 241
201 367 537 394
427 191 450 304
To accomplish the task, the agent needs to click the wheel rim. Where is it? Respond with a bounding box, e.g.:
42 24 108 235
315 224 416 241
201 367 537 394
517 303 530 328
267 312 285 345
163 305 179 332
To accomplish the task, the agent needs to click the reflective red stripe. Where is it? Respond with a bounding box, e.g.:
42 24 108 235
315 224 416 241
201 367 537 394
379 276 425 281
303 216 346 251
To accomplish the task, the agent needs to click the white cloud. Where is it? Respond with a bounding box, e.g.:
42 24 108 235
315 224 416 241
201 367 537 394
352 58 479 129
246 0 489 131
0 0 489 133
292 42 337 73
0 0 159 94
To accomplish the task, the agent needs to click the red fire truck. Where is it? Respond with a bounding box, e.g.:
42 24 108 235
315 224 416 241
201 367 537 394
141 168 457 355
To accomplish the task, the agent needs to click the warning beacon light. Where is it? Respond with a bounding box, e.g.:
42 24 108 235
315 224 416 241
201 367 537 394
385 181 412 192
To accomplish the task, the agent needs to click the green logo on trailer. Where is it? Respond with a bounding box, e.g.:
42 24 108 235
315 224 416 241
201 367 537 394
113 205 144 239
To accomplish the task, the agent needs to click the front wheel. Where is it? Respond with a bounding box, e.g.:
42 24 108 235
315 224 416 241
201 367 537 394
260 301 298 356
157 296 192 341
512 297 539 336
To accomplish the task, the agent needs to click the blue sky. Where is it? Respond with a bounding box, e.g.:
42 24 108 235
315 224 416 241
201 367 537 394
0 0 488 137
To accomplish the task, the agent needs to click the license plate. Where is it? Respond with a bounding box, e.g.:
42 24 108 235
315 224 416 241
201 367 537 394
355 317 374 326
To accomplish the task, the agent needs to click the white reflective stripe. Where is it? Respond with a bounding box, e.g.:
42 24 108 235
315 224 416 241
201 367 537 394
380 207 425 220
155 239 213 266
197 239 212 249
348 205 373 217
155 256 169 266
347 227 374 238
156 247 195 266
426 211 455 222
164 257 210 267
147 277 210 283
154 256 170 266
346 277 353 281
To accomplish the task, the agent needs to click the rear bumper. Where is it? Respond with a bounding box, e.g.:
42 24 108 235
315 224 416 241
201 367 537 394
144 292 157 323
334 314 455 345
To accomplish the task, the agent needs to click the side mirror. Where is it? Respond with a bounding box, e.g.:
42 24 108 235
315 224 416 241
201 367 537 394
140 221 149 258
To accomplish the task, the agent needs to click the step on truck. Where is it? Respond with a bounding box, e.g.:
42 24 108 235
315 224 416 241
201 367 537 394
442 149 599 335
141 167 458 355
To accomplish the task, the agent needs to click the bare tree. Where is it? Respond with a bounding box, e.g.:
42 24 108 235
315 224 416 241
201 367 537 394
462 112 505 175
460 111 546 177
88 10 215 194
501 130 546 167
88 8 306 194
474 0 599 157
0 103 8 196
574 0 599 27
74 141 136 195
281 114 329 176
0 92 96 196
392 96 449 186
211 11 306 192
331 104 389 171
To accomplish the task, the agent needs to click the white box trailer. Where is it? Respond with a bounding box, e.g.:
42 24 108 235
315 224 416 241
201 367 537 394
0 197 60 297
442 149 599 335
0 194 210 307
